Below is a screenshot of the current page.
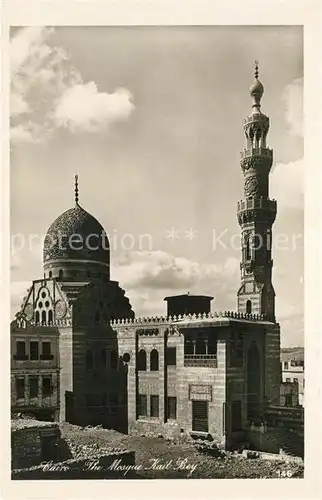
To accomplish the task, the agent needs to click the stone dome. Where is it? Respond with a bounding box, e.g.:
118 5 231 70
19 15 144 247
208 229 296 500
43 203 110 280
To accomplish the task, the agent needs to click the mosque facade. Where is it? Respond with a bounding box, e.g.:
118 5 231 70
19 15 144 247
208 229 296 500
11 66 281 449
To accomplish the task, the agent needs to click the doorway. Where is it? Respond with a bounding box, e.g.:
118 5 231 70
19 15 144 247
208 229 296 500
192 400 208 432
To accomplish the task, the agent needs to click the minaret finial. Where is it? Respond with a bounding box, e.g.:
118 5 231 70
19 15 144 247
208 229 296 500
249 61 264 110
255 60 259 80
75 174 79 205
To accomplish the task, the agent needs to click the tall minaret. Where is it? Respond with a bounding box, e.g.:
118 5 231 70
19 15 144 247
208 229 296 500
237 62 277 321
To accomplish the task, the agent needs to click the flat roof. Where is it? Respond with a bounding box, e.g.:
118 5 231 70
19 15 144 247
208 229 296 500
11 418 58 432
281 348 304 363
174 316 274 327
164 294 214 301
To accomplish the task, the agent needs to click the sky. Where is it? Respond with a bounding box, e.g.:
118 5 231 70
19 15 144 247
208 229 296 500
10 26 303 347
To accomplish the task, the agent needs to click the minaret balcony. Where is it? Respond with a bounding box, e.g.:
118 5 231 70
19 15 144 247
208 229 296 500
240 148 273 161
237 197 277 225
237 197 276 212
240 260 254 273
243 114 269 126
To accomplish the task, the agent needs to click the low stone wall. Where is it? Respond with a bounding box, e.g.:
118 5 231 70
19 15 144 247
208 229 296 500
245 427 304 458
242 449 303 465
12 450 136 479
11 420 59 469
129 419 183 440
129 419 227 450
11 419 137 479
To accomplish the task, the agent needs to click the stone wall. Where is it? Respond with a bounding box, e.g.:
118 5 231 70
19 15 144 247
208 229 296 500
264 323 281 405
115 317 278 451
11 419 136 479
118 325 228 448
11 422 59 469
58 327 74 421
67 322 128 430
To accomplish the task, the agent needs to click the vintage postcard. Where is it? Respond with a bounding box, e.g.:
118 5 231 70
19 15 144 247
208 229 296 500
2 0 322 499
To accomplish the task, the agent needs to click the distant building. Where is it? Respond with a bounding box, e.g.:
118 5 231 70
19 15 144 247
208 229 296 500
281 349 304 406
280 381 299 407
11 316 60 421
11 65 283 449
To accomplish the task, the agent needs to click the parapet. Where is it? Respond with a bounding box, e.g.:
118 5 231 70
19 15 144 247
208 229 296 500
111 310 268 326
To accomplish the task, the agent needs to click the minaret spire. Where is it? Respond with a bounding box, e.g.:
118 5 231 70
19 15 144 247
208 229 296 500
254 60 259 79
75 174 79 205
237 64 276 321
249 60 264 112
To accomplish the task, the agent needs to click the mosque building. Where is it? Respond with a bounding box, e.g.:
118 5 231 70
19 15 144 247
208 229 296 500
11 65 281 449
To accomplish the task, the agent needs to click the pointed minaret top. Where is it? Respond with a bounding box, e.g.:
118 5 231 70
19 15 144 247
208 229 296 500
254 60 259 80
249 60 264 111
75 174 79 205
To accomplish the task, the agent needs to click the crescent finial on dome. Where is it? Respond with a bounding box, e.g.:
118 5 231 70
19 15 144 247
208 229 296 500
75 174 79 205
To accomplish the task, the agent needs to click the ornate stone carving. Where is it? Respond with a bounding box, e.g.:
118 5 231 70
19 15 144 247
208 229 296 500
241 154 272 173
24 303 34 321
244 176 259 197
165 326 182 336
55 299 67 319
137 328 159 336
237 208 276 226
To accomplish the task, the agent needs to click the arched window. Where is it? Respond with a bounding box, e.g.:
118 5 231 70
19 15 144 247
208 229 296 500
86 350 94 370
49 271 52 278
100 349 107 369
150 349 159 371
110 350 118 370
59 270 64 280
245 237 251 261
246 300 252 315
41 311 47 325
137 349 147 371
35 311 40 324
48 310 53 324
184 335 195 355
195 337 207 355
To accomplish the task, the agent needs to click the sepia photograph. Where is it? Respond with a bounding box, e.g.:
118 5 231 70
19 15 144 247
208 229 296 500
9 25 304 481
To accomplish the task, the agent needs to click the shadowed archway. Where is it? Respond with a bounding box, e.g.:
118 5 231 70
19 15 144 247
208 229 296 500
246 341 261 422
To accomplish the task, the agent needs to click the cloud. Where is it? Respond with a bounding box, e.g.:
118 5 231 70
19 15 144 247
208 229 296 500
111 250 240 316
54 83 134 132
10 27 134 143
10 252 23 271
113 250 229 290
223 256 240 277
270 157 304 210
10 93 31 117
10 280 31 318
269 78 304 211
282 77 303 138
